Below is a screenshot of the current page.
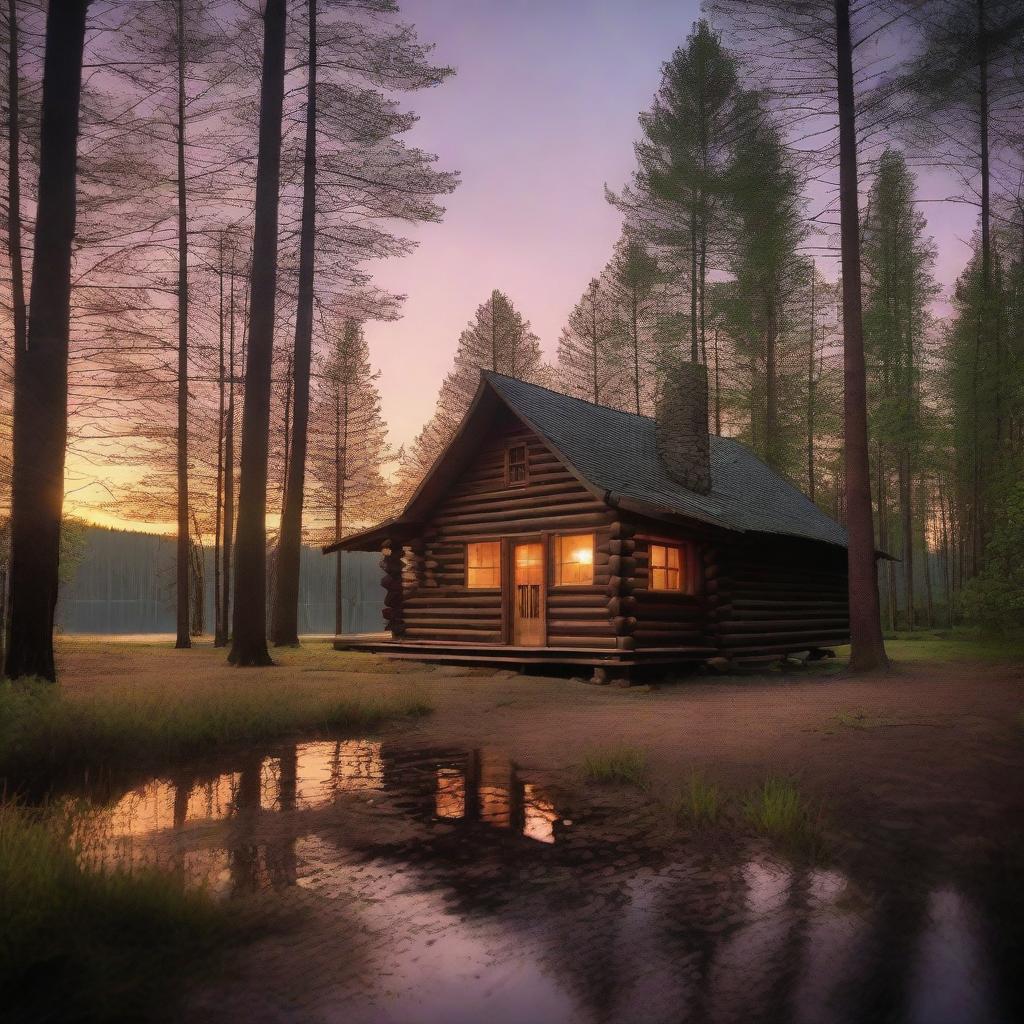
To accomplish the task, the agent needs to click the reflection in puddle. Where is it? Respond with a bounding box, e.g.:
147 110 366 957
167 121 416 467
66 742 1013 1024
75 743 563 895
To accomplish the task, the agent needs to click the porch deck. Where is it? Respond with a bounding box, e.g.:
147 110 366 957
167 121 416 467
334 633 716 668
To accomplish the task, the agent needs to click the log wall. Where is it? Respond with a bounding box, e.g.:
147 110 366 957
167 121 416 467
399 412 616 648
712 535 850 656
630 532 708 648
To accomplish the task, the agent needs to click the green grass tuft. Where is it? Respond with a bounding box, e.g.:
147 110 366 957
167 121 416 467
743 775 825 858
0 800 241 1023
581 746 648 786
670 770 723 828
0 678 431 792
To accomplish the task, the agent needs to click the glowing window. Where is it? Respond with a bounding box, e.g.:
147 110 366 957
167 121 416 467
554 533 594 586
506 445 528 485
650 543 683 591
466 541 500 589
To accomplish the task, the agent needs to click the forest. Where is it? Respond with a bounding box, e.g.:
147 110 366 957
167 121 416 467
0 0 1022 682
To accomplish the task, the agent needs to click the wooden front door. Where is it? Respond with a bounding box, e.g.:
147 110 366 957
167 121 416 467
511 540 544 646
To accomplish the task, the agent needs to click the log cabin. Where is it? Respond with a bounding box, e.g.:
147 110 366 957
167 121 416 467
324 364 852 680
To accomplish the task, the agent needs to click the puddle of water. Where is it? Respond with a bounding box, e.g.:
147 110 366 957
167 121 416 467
63 740 1016 1024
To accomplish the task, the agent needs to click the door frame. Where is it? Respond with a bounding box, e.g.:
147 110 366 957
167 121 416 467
502 535 547 647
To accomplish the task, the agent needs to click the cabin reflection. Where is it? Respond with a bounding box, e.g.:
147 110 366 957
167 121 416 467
431 748 561 844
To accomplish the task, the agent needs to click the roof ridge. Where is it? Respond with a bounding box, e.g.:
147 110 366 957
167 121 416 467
483 370 658 425
484 371 749 450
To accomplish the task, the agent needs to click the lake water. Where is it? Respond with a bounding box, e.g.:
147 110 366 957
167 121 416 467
67 740 1019 1024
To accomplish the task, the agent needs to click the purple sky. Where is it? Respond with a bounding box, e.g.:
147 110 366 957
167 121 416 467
365 1 976 450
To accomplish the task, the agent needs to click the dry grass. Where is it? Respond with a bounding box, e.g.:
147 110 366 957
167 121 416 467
2 642 432 792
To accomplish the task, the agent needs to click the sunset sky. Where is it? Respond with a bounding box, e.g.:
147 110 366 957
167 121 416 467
69 0 979 531
363 0 975 449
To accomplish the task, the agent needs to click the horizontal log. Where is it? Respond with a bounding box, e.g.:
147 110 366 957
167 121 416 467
431 496 605 526
405 595 501 608
722 638 849 656
402 616 502 629
437 512 615 539
725 609 849 623
547 590 607 607
545 620 614 636
405 628 502 641
545 608 609 621
438 480 597 512
718 618 849 634
547 634 617 649
720 629 850 648
633 629 704 643
732 599 848 611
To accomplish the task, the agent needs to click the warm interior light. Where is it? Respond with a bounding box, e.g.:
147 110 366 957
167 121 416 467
556 533 595 585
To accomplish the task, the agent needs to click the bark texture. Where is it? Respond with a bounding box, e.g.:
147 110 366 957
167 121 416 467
5 0 90 681
229 0 287 666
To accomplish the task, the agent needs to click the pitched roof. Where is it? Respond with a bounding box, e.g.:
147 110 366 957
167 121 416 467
326 371 849 552
482 372 848 549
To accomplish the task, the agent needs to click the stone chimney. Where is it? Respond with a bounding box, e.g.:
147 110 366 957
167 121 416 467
656 361 711 494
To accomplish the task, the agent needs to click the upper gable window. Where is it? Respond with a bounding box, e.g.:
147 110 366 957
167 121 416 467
506 444 528 486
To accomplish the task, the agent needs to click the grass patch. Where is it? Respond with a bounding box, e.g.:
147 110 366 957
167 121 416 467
670 770 723 828
581 746 648 787
1 800 241 1023
743 775 825 859
0 677 431 793
835 632 1024 666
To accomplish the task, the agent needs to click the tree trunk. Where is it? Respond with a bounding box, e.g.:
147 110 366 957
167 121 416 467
174 0 191 649
713 327 722 436
764 286 778 468
271 0 316 646
900 454 913 630
3 0 25 672
279 349 293 523
4 0 89 682
807 268 816 501
631 288 640 415
229 0 287 667
217 259 236 648
333 359 349 635
834 0 888 671
921 480 934 628
214 236 225 644
689 210 699 362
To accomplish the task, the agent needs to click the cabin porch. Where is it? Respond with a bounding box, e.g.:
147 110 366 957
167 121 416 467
334 632 717 673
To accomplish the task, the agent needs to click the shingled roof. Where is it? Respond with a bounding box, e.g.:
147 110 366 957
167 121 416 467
326 371 849 552
485 372 848 548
